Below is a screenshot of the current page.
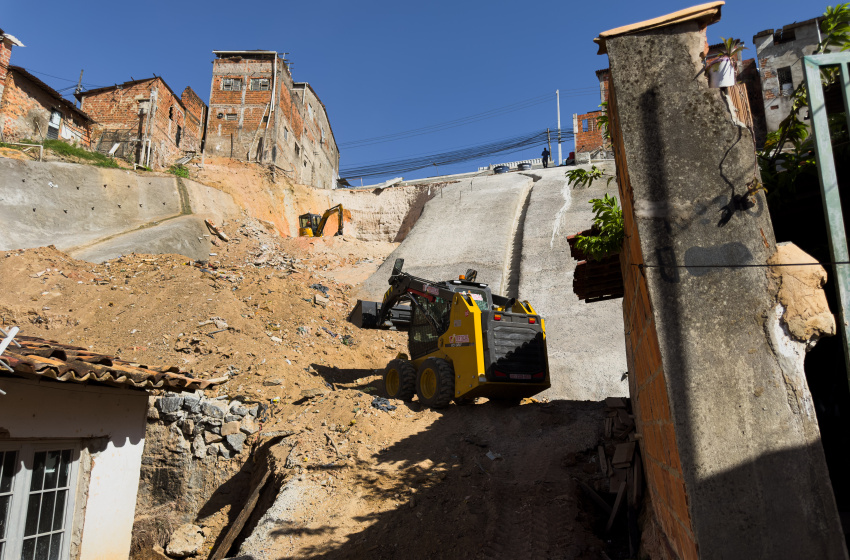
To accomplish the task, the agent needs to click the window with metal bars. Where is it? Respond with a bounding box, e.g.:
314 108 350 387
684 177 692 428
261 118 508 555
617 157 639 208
0 444 79 560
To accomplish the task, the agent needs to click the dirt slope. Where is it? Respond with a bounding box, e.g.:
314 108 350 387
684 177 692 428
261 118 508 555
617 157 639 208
0 217 618 559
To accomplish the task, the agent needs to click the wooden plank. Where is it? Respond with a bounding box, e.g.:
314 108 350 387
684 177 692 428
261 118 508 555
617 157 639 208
598 445 608 475
606 480 627 532
208 464 272 560
605 397 626 408
612 442 636 468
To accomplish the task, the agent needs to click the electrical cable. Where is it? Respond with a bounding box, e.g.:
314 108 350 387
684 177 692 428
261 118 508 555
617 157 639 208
340 128 571 179
340 89 598 149
18 67 106 89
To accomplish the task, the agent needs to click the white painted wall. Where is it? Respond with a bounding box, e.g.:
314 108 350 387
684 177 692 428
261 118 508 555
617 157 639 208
0 377 148 560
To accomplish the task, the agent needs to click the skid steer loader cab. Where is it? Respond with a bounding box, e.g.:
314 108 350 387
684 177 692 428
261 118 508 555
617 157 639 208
351 259 550 408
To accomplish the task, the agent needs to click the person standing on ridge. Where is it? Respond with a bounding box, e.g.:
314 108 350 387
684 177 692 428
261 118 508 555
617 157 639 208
541 147 550 168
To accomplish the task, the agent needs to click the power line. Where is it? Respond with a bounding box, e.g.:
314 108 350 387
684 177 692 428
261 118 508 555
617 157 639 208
340 89 598 149
340 129 571 179
18 67 105 89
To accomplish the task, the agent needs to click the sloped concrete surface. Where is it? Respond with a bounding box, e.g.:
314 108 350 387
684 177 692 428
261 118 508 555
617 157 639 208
517 164 627 400
359 164 628 401
0 158 239 262
357 173 533 300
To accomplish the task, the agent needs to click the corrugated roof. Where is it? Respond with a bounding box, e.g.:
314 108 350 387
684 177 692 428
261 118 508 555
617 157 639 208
595 1 724 54
1 336 224 393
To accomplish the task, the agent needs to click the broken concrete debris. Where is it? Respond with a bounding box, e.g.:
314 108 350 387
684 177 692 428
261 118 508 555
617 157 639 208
165 524 205 558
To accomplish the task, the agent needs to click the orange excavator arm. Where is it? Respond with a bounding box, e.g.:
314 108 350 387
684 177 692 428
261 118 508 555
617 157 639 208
315 204 344 236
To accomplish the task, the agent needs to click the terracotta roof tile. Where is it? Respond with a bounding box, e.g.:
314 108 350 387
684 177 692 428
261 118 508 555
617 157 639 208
1 336 223 393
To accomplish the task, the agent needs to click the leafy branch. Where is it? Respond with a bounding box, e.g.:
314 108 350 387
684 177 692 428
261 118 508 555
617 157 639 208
575 194 624 261
565 165 612 188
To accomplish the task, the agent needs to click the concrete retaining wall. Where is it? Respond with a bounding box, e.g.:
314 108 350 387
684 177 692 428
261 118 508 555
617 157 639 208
357 166 629 401
357 173 533 301
0 158 240 262
517 164 628 401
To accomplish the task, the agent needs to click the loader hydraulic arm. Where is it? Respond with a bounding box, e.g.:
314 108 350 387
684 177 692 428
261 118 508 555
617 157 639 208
375 259 466 327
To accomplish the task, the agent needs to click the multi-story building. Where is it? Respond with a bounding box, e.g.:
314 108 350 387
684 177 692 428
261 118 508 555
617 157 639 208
206 50 339 189
77 77 206 169
753 17 822 133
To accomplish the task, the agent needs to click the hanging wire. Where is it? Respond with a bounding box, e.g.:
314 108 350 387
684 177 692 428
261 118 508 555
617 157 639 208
340 129 570 179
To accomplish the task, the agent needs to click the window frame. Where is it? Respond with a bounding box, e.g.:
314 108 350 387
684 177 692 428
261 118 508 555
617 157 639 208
0 441 81 560
249 78 270 91
221 78 243 92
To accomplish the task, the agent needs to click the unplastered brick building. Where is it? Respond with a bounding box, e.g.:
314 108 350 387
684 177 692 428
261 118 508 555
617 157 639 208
77 77 207 169
1 66 93 147
572 69 610 163
206 50 339 189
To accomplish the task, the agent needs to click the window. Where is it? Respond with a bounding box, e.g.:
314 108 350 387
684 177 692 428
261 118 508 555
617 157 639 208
221 78 242 91
262 116 269 123
320 126 325 146
225 114 237 121
774 28 796 45
582 119 589 132
294 143 300 156
168 106 174 121
175 125 182 148
250 78 270 91
284 127 289 140
778 66 793 86
0 443 79 560
308 104 314 120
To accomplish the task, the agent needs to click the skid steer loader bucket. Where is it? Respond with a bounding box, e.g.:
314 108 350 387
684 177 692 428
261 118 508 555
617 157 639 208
349 300 412 330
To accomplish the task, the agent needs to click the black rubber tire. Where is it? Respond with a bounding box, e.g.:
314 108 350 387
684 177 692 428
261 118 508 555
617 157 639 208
454 397 477 406
416 358 455 408
383 359 416 401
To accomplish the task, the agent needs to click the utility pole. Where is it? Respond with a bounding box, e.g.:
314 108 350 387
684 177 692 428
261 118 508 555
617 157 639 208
74 70 83 107
556 90 562 166
546 128 552 167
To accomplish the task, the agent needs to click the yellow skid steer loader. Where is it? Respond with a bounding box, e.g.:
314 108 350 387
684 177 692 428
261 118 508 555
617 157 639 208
350 259 550 408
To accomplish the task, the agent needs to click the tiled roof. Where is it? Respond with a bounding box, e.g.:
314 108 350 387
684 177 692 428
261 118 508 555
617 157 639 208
1 336 223 393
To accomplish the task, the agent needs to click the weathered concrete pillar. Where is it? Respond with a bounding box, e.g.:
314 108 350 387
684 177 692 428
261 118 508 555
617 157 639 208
598 3 847 559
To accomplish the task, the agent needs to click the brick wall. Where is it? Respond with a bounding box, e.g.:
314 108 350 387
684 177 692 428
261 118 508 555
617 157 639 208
574 110 604 154
181 87 206 153
0 38 13 103
0 70 92 147
206 53 338 188
608 69 697 560
81 77 187 168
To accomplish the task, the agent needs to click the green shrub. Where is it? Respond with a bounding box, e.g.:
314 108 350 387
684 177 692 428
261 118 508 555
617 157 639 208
42 139 119 168
575 194 624 261
168 164 190 178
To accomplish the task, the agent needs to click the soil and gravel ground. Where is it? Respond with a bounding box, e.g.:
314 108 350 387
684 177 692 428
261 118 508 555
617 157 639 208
1 211 620 559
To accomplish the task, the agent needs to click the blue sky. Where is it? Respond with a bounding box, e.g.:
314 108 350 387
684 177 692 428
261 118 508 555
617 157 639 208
3 0 818 183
